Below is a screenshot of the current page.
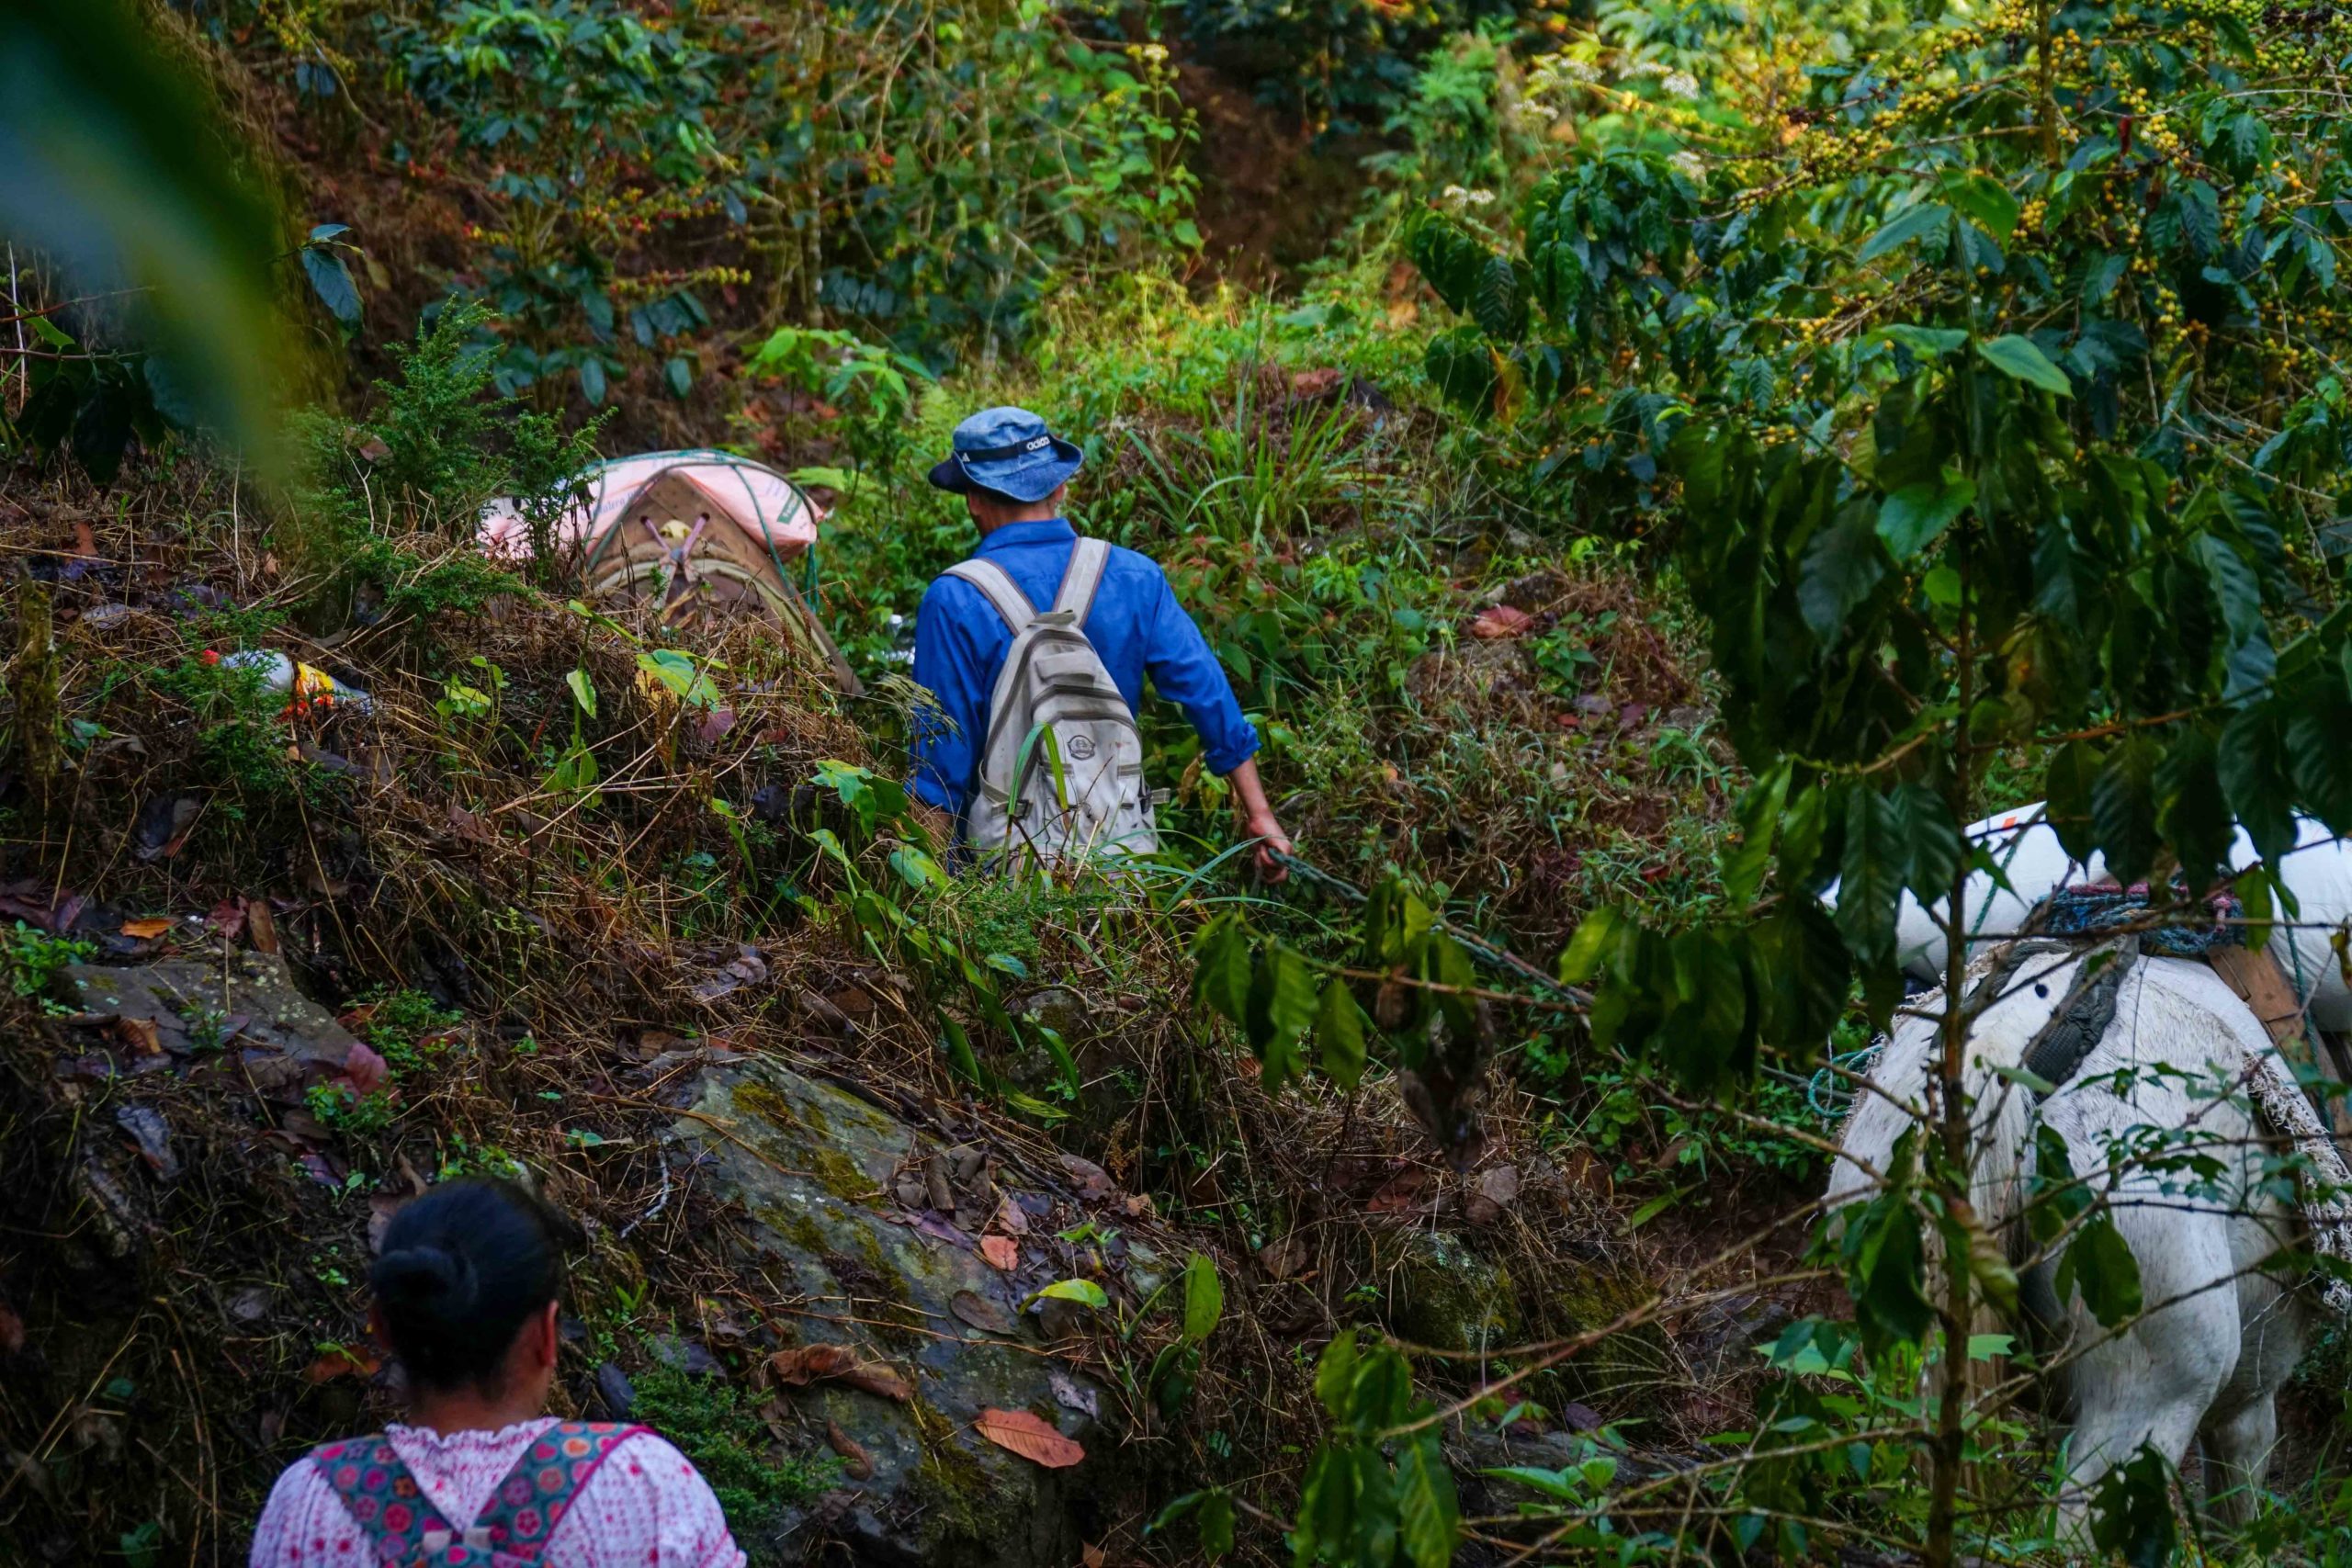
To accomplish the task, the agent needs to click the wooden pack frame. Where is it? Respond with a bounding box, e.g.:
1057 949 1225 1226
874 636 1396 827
2205 942 2352 1144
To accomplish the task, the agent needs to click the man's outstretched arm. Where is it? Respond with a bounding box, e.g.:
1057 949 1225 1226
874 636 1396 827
1224 756 1292 882
1142 571 1292 881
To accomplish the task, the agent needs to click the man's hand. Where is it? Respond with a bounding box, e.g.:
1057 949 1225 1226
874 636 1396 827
1225 757 1291 883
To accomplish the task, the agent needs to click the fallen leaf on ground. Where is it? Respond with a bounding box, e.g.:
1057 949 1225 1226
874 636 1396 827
304 1347 379 1383
246 899 279 953
824 1419 874 1481
342 1041 390 1095
767 1344 911 1402
118 918 172 940
950 1291 1018 1336
1082 1546 1107 1568
839 1362 912 1402
114 1017 164 1056
0 1301 23 1355
1470 604 1532 639
974 1407 1084 1469
992 1196 1029 1235
978 1235 1019 1271
206 900 247 941
1057 1153 1112 1200
1259 1235 1310 1280
768 1344 858 1384
1365 1168 1429 1213
1479 1165 1521 1206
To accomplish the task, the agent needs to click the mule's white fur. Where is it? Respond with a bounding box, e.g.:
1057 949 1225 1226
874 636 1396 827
1829 950 2314 1533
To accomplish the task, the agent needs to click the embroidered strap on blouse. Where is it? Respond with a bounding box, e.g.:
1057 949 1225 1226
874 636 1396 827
248 1418 744 1568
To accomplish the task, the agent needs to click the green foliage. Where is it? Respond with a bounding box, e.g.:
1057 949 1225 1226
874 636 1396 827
627 1348 831 1538
1291 1332 1459 1568
0 0 282 468
4 921 94 998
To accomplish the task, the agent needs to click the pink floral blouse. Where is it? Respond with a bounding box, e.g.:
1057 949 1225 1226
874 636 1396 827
249 1418 745 1568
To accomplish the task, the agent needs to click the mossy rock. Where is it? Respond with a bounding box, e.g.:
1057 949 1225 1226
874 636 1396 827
1375 1229 1670 1415
667 1059 1114 1566
1377 1229 1521 1355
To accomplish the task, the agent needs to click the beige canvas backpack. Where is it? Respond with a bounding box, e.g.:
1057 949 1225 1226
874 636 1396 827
944 538 1159 865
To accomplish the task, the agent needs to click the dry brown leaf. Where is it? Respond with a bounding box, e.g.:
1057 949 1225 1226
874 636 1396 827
978 1235 1019 1271
973 1406 1084 1469
768 1344 912 1402
118 918 172 940
839 1363 912 1402
246 898 279 954
303 1347 379 1383
1082 1545 1107 1568
1478 1165 1521 1207
992 1196 1030 1235
114 1016 163 1056
1470 604 1533 640
950 1291 1017 1336
0 1301 24 1355
824 1418 874 1482
1365 1168 1429 1213
767 1344 858 1385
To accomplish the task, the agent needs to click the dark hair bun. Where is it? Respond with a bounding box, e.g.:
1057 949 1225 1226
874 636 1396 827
372 1246 476 1317
369 1179 570 1394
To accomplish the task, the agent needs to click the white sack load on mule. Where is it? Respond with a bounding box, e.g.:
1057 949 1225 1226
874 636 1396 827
477 449 862 696
1823 802 2352 1032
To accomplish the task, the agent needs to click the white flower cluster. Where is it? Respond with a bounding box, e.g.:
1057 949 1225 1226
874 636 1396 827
1441 185 1499 208
1670 150 1706 179
1663 70 1702 100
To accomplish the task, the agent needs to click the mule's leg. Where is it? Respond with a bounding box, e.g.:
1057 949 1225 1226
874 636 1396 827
2199 1393 2278 1528
2050 1216 2240 1544
2197 1241 2312 1530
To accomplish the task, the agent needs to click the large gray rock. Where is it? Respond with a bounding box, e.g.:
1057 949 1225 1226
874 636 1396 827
55 953 359 1088
667 1059 1114 1566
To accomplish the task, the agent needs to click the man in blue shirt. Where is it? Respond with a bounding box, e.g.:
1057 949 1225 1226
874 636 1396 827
910 406 1291 878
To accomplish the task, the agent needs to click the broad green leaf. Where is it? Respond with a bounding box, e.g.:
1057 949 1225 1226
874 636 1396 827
2154 727 2233 888
1858 201 1951 263
1876 473 1975 559
1192 915 1251 1023
1939 170 2020 240
1797 511 1887 642
1182 1252 1223 1343
1889 781 1963 902
1195 1490 1234 1558
1314 1330 1361 1421
2063 1209 2143 1329
1317 981 1368 1089
1719 761 1791 907
1977 334 2073 395
2091 737 2161 886
2089 1445 2178 1568
1558 906 1628 985
1032 1278 1109 1309
300 244 362 326
2045 741 2102 863
1836 787 1909 967
564 667 597 717
1872 323 1968 356
1470 254 1530 342
2221 705 2298 863
1395 1437 1461 1568
2196 534 2275 703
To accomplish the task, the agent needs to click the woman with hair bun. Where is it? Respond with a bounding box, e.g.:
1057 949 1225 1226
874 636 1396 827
249 1178 744 1567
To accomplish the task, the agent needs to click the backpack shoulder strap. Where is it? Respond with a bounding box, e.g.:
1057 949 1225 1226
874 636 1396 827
1052 537 1112 625
308 1434 458 1563
469 1420 651 1559
944 558 1036 633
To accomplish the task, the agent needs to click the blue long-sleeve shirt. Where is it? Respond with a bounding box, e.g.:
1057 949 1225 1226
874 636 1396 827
909 517 1259 822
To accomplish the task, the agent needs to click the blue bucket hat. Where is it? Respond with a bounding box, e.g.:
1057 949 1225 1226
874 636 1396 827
926 405 1083 504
